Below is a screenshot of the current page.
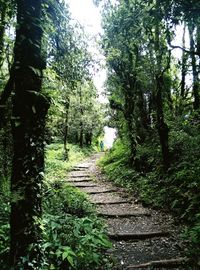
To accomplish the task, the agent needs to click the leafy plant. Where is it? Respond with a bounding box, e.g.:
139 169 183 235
42 143 112 269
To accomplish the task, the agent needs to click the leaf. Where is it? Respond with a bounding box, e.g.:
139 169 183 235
43 242 52 249
32 105 36 114
62 247 76 267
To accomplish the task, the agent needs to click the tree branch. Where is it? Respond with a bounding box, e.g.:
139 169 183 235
169 42 200 56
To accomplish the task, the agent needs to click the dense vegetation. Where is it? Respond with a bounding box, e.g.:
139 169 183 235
0 143 112 269
0 0 107 269
0 0 200 268
96 0 200 263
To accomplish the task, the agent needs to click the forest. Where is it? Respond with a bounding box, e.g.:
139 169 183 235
0 0 200 269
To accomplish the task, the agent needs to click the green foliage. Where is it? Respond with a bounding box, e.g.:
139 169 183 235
183 215 200 266
44 182 94 217
0 143 112 269
0 189 10 268
45 143 94 182
42 143 112 269
100 124 200 262
0 133 11 267
99 139 137 189
67 81 105 146
42 209 112 269
99 3 200 265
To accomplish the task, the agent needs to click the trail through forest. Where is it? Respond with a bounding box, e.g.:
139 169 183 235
66 153 190 270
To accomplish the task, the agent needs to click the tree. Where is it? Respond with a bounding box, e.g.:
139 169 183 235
188 22 200 110
46 0 93 156
67 81 104 147
9 0 49 267
100 0 179 169
0 0 15 69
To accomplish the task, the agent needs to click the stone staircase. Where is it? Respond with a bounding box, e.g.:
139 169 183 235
66 154 189 269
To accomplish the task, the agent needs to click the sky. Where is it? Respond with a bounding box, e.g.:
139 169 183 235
67 0 102 35
67 0 107 103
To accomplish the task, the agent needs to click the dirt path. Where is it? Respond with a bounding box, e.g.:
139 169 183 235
67 153 191 269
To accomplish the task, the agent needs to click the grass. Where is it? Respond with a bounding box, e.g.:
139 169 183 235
45 143 94 183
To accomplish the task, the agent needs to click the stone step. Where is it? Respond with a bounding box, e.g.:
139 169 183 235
72 168 87 172
97 203 147 216
69 174 91 178
89 192 131 205
105 216 170 236
79 187 117 194
71 182 99 187
74 165 90 169
126 257 188 269
94 200 131 205
108 231 171 241
98 212 151 218
67 178 92 182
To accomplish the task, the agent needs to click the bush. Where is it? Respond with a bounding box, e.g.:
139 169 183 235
42 183 112 269
0 172 10 268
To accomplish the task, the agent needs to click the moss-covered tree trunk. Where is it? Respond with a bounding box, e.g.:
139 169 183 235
0 1 6 68
63 97 70 160
154 2 170 170
9 0 49 267
155 74 170 169
124 88 136 163
79 88 84 148
188 23 200 111
180 24 187 100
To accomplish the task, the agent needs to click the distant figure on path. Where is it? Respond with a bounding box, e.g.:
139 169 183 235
100 140 104 152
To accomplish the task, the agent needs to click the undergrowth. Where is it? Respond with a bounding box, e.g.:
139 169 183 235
42 182 112 269
99 133 200 263
0 143 112 269
45 143 94 182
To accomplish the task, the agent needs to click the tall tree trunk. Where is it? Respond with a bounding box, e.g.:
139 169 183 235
85 132 92 146
0 2 6 68
9 0 49 268
154 4 170 169
63 97 70 160
79 121 84 147
188 23 200 110
135 86 149 144
124 49 138 164
180 23 187 99
124 86 136 164
155 75 170 169
79 88 84 148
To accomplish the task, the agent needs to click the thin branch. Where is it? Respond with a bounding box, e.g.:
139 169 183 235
169 42 200 56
